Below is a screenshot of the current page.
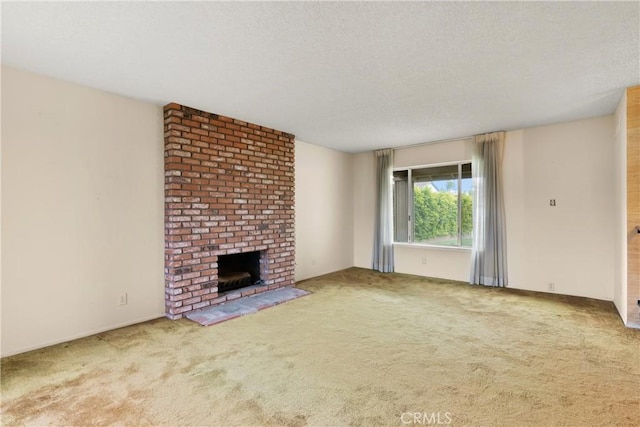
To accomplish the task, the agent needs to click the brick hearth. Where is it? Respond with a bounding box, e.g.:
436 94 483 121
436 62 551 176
164 103 295 319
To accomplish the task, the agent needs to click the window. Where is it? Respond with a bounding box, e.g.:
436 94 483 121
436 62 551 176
393 162 472 247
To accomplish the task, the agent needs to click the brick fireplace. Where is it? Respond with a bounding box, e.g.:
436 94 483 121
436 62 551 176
164 103 295 319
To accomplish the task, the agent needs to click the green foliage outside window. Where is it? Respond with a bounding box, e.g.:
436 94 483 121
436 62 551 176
413 183 472 244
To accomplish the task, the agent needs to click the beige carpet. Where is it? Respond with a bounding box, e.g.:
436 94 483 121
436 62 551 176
1 268 638 426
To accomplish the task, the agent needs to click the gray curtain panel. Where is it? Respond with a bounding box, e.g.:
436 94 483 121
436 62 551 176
470 132 508 286
373 149 395 272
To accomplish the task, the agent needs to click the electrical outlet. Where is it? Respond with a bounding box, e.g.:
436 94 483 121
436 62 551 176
547 283 555 292
118 293 128 306
421 255 427 265
550 199 556 207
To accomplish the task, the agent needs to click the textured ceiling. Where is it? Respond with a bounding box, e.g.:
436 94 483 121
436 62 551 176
2 2 638 152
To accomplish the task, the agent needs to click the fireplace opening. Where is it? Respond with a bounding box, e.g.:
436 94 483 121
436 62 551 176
218 251 262 293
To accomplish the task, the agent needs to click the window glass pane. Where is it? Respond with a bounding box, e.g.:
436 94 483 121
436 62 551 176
413 165 459 246
392 163 473 247
461 163 473 247
393 170 409 242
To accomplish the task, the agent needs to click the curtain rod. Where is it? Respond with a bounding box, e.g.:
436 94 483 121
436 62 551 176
395 129 507 150
397 135 473 150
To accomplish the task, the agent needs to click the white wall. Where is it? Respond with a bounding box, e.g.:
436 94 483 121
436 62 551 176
295 140 354 281
352 116 616 301
612 93 627 322
1 67 165 357
394 245 471 282
506 116 615 300
353 152 375 269
394 138 472 168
